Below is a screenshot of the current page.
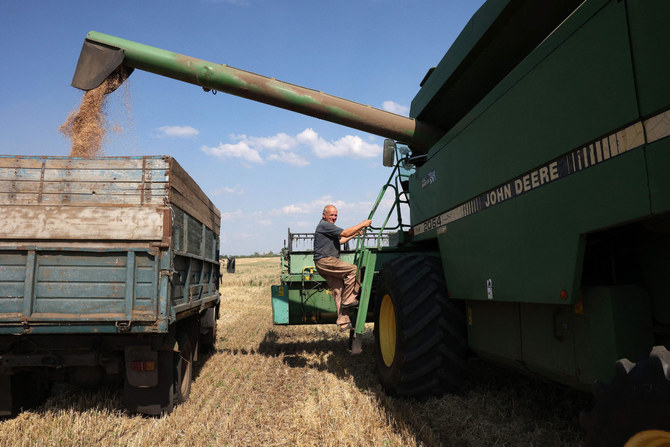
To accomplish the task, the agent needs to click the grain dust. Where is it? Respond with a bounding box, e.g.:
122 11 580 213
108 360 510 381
60 67 130 158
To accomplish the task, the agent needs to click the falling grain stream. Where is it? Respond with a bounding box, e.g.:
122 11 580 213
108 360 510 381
60 68 129 157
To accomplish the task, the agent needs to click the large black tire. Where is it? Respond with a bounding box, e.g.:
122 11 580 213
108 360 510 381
174 332 193 404
374 255 468 397
580 345 670 447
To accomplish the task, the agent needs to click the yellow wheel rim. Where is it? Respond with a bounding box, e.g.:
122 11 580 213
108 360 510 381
380 294 396 367
625 430 670 447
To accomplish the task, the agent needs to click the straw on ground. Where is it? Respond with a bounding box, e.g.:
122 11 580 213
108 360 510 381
0 257 588 446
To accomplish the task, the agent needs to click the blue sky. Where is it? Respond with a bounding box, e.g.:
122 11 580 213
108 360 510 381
0 0 485 255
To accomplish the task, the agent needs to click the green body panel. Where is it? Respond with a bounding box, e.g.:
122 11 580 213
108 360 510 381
627 0 670 117
410 0 653 305
572 286 654 385
469 285 653 390
271 285 289 325
436 150 650 304
466 301 522 366
413 0 636 216
405 0 669 389
625 0 670 214
519 303 579 388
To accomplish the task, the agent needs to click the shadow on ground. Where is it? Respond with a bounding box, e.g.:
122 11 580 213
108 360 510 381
257 327 591 447
12 346 218 419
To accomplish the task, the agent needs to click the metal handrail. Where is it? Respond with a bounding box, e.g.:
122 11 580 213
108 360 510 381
353 152 413 268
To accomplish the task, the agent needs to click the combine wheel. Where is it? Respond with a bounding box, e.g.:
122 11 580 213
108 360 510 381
174 332 194 404
580 346 670 447
624 430 670 447
374 255 467 397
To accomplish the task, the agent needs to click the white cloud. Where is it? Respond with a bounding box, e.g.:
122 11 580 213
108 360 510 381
201 141 263 164
381 101 409 116
156 126 199 137
202 129 381 165
211 185 246 196
220 209 243 221
258 220 272 226
267 196 373 219
235 133 296 151
297 129 380 159
281 204 310 215
266 151 310 167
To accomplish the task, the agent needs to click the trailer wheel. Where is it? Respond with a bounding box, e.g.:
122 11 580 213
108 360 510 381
199 307 218 352
374 255 467 397
580 346 670 447
174 333 193 404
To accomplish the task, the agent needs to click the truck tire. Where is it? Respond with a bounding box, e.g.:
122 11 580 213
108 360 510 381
174 332 193 404
580 346 670 447
374 255 467 397
199 307 217 353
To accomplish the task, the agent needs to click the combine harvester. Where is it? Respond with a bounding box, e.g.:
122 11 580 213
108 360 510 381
8 0 669 443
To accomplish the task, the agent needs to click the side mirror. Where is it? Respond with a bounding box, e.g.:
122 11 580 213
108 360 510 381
383 139 396 167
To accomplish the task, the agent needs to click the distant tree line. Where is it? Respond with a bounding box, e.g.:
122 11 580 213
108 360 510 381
219 251 278 260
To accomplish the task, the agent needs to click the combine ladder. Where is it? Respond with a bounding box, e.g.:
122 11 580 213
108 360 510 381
349 150 412 354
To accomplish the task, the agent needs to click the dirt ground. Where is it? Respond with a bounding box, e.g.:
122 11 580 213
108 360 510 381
0 257 590 446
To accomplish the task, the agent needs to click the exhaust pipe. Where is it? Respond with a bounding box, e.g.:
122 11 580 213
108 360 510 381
71 31 443 152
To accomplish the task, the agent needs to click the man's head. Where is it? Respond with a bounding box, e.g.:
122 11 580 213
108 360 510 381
322 205 338 224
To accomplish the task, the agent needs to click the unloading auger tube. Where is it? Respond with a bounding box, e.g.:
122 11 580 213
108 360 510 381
71 31 444 153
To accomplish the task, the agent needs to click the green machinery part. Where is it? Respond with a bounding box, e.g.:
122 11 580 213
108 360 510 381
71 31 443 153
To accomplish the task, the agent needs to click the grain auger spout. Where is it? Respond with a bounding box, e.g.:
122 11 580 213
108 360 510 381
71 31 444 153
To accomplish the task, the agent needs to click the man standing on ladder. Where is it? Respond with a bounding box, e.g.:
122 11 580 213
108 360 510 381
313 204 372 332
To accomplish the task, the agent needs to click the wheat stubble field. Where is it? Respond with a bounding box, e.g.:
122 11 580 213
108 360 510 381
0 257 589 446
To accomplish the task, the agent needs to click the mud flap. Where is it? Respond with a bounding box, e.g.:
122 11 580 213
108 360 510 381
123 349 173 415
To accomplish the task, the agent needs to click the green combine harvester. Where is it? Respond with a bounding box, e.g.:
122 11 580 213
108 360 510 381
70 0 669 444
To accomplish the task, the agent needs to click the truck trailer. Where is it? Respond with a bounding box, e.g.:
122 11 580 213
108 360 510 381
0 155 220 415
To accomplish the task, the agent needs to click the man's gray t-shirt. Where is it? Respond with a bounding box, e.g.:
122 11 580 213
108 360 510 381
313 220 342 260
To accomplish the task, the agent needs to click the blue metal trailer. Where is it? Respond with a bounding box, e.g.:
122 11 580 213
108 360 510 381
0 155 220 415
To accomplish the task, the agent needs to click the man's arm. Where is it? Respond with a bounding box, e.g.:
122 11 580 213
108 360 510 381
339 230 361 245
339 219 372 244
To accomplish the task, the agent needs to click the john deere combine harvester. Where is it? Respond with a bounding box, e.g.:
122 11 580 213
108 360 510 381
71 0 669 444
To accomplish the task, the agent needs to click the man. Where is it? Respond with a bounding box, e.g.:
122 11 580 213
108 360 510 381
313 204 372 331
